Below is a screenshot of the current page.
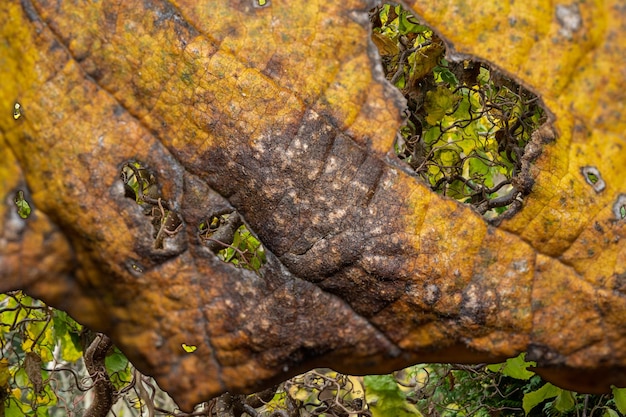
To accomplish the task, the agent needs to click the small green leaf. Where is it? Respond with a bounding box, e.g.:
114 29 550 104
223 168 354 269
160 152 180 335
611 386 626 414
14 190 31 219
487 352 536 380
182 343 197 353
105 349 129 374
604 407 620 417
434 64 459 86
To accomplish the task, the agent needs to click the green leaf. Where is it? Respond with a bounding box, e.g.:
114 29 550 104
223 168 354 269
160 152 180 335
424 86 458 125
487 352 536 380
182 343 197 353
5 400 27 417
397 10 427 35
523 383 560 415
105 349 129 374
13 190 31 219
554 389 575 412
603 407 620 417
434 63 458 86
364 375 423 417
52 311 83 362
468 155 490 178
611 386 626 414
364 374 396 392
51 312 68 341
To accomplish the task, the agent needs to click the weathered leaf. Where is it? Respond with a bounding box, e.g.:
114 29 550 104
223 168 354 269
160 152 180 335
0 0 625 410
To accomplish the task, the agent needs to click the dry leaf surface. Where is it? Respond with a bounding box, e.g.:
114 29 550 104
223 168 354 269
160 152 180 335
0 0 625 408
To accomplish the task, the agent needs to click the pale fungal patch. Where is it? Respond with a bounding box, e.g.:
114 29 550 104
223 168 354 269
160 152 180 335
463 285 481 311
306 169 321 181
250 135 267 156
324 156 339 174
327 207 347 223
291 137 308 151
613 194 626 220
556 4 582 40
380 170 397 190
370 226 383 236
423 284 440 306
512 259 529 273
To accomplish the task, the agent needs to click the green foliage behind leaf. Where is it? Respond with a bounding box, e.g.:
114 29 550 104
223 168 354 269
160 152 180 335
13 190 31 219
612 385 626 414
523 382 562 415
487 352 536 380
372 2 546 219
217 224 266 272
364 374 423 417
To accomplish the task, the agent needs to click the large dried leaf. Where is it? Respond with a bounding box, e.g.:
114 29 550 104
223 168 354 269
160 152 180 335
0 0 625 409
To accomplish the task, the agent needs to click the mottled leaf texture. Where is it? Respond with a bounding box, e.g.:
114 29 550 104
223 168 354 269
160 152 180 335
0 0 625 410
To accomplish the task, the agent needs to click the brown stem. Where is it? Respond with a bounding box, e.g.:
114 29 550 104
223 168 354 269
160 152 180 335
83 333 114 417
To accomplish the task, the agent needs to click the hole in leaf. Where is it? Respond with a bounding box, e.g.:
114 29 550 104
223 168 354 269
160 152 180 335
370 3 549 220
120 161 182 249
581 166 606 193
14 190 31 219
181 343 197 353
126 259 144 275
198 212 267 273
614 195 626 220
13 101 22 120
